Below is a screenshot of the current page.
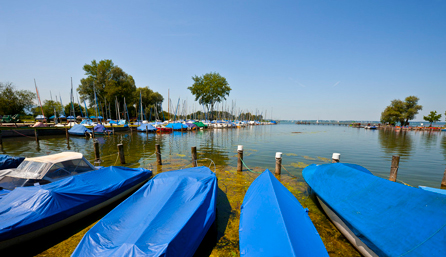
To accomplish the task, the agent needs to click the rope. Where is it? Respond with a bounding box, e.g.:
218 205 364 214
240 158 262 173
281 164 299 179
12 129 35 138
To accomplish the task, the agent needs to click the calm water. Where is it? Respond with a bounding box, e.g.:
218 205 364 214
3 123 446 188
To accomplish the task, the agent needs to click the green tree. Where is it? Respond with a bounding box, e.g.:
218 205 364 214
0 82 36 115
64 103 86 118
77 59 137 113
31 100 63 118
188 72 231 120
133 87 164 119
423 111 441 127
380 96 422 126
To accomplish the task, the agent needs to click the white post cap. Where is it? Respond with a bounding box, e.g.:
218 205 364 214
276 152 282 159
332 153 341 160
238 145 243 151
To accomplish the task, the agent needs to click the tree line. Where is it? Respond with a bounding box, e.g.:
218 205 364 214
380 96 445 127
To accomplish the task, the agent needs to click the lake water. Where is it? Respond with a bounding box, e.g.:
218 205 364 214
2 123 445 256
4 122 445 188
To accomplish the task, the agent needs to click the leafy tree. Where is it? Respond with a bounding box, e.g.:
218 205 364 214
77 59 137 113
423 111 442 127
380 96 422 126
133 87 164 119
0 82 36 115
64 103 86 117
188 72 231 120
31 100 63 118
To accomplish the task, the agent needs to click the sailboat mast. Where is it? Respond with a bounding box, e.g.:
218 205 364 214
34 79 46 124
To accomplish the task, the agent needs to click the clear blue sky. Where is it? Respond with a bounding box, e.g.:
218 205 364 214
1 1 445 120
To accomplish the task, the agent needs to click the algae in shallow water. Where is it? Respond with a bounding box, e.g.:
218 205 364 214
317 156 331 162
284 153 298 156
290 162 309 169
303 155 316 160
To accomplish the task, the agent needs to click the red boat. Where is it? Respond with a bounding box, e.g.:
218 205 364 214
156 127 173 133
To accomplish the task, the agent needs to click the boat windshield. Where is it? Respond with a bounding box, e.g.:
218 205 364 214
7 158 93 180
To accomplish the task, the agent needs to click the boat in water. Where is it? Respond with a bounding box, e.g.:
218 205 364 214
68 124 92 136
72 166 217 257
303 163 446 257
0 155 24 170
239 170 328 257
0 155 152 250
136 123 156 132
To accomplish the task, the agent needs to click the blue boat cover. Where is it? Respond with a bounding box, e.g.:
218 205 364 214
303 163 446 256
0 155 24 170
0 166 151 243
165 123 188 130
72 166 217 257
93 124 109 133
419 186 446 195
239 170 328 257
136 124 156 132
185 123 197 129
68 124 92 136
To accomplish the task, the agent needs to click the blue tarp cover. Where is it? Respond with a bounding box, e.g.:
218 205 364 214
72 166 217 257
419 186 446 195
0 155 24 170
165 123 188 130
303 163 446 256
239 170 328 257
136 124 156 132
68 124 92 136
93 124 109 133
0 166 151 243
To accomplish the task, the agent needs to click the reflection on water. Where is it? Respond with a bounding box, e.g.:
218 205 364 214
378 129 413 158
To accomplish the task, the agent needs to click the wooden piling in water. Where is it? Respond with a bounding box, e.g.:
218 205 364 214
0 130 3 151
34 129 39 143
441 167 446 189
92 128 95 138
118 143 125 164
237 145 243 172
389 155 400 182
332 153 340 163
155 144 162 165
65 128 69 142
275 152 282 175
94 139 100 164
146 126 148 135
191 146 197 167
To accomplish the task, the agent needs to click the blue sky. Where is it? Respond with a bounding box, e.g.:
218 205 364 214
1 1 445 120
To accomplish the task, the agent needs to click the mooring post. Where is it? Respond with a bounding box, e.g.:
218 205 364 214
237 145 243 172
92 127 95 138
146 126 148 135
389 155 400 182
34 129 39 143
0 130 3 152
191 146 197 167
117 143 125 164
441 167 446 189
112 127 115 135
94 139 100 164
275 152 282 175
65 127 69 142
155 144 162 165
332 153 341 163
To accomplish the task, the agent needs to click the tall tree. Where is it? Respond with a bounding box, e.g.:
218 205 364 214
423 111 442 127
188 72 231 120
133 87 164 114
31 100 63 118
0 82 36 115
380 96 422 126
77 60 137 112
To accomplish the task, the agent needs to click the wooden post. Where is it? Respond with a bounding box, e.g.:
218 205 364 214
191 146 197 167
237 145 243 172
118 143 125 164
0 130 3 152
155 144 162 165
389 155 400 182
146 126 148 135
92 127 95 138
112 127 115 135
94 139 100 164
34 129 39 143
441 167 446 189
275 152 282 175
332 153 340 163
65 127 69 142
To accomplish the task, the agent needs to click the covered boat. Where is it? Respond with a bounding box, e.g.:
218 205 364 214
72 166 217 257
0 155 24 170
239 170 328 257
165 122 188 131
302 163 446 257
185 122 198 130
0 165 151 250
193 121 208 128
137 123 156 132
68 124 92 136
93 124 112 135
